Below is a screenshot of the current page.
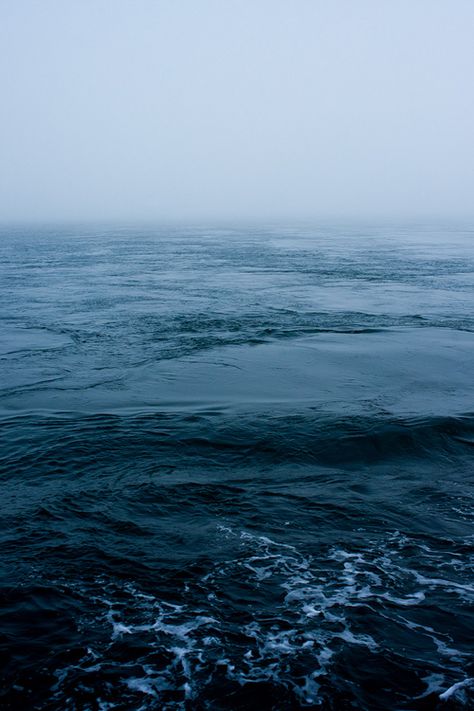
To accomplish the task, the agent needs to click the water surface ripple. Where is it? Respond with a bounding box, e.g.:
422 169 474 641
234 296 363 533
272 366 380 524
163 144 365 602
0 224 473 709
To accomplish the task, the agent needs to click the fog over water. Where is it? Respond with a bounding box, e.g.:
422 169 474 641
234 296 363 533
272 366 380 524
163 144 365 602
1 0 473 222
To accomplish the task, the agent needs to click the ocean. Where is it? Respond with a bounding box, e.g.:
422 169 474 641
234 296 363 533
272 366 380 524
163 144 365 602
0 223 473 709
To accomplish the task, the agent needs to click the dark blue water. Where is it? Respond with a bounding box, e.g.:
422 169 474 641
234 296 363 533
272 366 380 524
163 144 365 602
1 224 473 710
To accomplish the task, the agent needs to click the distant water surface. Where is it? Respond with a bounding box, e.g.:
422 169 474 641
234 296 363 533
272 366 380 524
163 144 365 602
0 224 473 709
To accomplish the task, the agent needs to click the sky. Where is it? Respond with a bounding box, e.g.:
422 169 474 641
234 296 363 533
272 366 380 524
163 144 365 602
0 0 473 222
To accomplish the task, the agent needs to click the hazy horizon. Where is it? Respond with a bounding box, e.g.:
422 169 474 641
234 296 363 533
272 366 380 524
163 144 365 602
1 0 473 223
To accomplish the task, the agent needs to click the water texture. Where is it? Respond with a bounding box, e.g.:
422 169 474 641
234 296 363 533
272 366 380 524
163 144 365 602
0 224 473 709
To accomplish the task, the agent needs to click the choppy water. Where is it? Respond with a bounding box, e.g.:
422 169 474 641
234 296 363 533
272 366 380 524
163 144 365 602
1 223 473 710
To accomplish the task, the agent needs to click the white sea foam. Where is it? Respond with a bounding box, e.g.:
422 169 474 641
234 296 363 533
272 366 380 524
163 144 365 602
415 673 446 699
439 677 474 701
47 525 473 709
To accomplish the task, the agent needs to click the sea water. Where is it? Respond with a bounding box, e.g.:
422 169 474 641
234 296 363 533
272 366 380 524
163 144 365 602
0 223 473 709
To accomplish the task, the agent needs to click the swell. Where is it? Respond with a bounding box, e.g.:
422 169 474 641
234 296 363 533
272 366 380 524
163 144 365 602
1 410 473 477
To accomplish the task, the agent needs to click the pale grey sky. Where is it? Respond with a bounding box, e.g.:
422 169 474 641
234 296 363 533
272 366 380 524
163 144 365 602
0 0 473 222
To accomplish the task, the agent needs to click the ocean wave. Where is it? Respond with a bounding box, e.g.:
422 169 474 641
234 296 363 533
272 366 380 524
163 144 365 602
2 411 474 477
1 527 472 709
